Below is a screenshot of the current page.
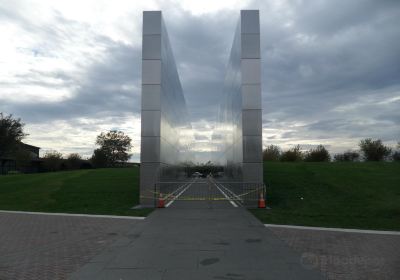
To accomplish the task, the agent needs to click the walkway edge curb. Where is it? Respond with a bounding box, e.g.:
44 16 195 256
0 210 146 220
264 224 400 235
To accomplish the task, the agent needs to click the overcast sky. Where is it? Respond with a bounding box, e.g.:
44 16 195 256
1 0 399 162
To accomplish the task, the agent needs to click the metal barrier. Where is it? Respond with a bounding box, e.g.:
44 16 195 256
152 177 266 208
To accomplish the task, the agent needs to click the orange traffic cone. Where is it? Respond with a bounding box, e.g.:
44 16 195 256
258 192 266 208
157 193 165 208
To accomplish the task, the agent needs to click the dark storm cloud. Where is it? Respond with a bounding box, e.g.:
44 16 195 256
253 0 400 146
158 0 400 146
3 32 142 122
1 0 400 152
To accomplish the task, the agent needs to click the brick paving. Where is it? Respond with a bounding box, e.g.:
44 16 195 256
0 212 139 280
1 211 399 280
269 227 400 280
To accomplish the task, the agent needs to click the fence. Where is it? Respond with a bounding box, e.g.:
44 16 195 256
152 177 266 207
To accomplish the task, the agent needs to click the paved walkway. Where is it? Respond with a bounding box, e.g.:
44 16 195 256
69 180 322 279
1 211 399 280
269 226 400 280
0 212 138 280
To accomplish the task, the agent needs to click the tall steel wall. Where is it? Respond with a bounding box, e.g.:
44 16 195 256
215 10 263 185
140 10 262 207
140 11 193 207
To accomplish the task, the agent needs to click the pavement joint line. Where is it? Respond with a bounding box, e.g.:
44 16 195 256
165 178 197 208
213 181 238 207
264 224 400 235
216 182 243 204
165 182 189 198
0 210 146 220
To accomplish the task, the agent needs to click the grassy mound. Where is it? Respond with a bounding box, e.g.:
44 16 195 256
251 162 400 230
0 167 152 216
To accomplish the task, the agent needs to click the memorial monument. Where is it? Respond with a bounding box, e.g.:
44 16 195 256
140 10 262 207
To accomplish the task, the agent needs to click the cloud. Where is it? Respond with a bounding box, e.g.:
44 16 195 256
0 0 399 161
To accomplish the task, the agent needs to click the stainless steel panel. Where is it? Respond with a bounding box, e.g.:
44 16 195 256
243 136 262 162
242 162 263 182
142 60 161 84
140 162 160 206
140 136 160 162
141 10 263 206
140 162 160 184
241 34 260 58
140 11 194 206
241 59 261 84
240 10 260 34
141 110 161 136
242 85 261 110
242 110 262 136
143 11 161 35
142 35 161 59
141 85 161 110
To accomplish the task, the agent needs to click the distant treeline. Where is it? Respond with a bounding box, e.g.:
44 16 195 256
33 151 138 173
1 112 134 174
263 139 400 162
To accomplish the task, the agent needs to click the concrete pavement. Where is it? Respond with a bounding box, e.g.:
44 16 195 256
69 180 322 279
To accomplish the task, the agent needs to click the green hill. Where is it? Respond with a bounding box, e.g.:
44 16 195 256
0 167 151 216
1 163 399 230
251 162 400 230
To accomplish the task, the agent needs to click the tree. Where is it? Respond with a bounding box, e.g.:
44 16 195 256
94 130 132 167
66 153 83 170
280 145 303 162
359 138 391 161
15 148 32 171
91 148 108 168
42 150 63 171
0 113 27 157
263 145 281 161
334 151 360 162
304 145 331 162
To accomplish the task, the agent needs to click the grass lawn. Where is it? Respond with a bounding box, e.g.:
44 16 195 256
251 162 400 231
1 163 399 230
0 167 152 217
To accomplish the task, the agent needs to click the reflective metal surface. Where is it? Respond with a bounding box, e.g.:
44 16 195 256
140 10 263 207
140 11 194 206
214 10 263 206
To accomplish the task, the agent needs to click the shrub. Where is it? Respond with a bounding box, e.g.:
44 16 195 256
66 153 83 170
334 151 360 162
280 145 303 162
42 150 63 171
304 145 331 162
359 138 391 161
263 145 281 161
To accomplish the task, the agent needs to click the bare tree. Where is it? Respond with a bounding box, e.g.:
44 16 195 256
263 145 281 161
